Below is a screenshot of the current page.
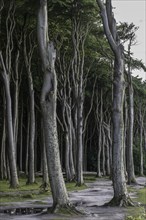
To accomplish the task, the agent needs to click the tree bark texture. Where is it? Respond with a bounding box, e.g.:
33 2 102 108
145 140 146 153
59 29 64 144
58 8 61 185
0 52 19 188
96 0 132 206
37 0 69 208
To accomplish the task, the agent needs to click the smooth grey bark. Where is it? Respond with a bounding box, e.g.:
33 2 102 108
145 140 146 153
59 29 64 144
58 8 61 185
37 0 69 209
139 104 144 176
57 47 75 181
25 111 30 175
76 74 84 185
96 89 103 177
24 34 35 184
41 121 49 190
0 90 7 179
124 95 128 178
105 138 110 176
96 0 132 206
102 128 106 176
126 40 136 184
19 103 23 171
144 126 146 152
0 52 19 188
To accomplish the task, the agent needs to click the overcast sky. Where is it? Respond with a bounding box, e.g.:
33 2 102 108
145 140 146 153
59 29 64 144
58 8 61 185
112 0 146 81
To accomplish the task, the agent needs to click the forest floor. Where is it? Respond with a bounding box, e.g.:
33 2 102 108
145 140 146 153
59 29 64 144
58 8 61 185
0 176 146 220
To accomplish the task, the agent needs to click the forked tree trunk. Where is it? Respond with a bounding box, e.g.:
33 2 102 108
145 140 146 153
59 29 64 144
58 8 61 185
37 0 69 209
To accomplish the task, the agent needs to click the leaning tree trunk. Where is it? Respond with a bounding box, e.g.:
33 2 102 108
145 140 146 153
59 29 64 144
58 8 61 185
0 52 19 188
37 0 69 210
96 0 133 206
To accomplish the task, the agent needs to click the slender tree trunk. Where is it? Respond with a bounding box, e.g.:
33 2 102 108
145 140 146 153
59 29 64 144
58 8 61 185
127 84 136 183
105 138 110 176
25 111 30 175
0 52 19 188
126 40 136 184
19 103 23 172
0 91 7 179
24 34 35 184
76 74 84 186
139 105 144 176
97 89 103 177
124 95 128 179
102 128 106 176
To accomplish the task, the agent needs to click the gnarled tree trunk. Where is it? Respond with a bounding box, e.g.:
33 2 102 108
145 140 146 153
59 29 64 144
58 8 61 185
37 0 69 209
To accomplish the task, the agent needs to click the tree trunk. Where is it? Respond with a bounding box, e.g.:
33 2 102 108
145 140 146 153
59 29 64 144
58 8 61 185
0 90 7 179
127 83 136 183
139 105 144 176
96 0 133 206
76 82 84 185
96 89 103 177
37 0 69 209
24 34 35 184
0 52 19 188
19 103 23 172
41 121 49 190
126 39 136 184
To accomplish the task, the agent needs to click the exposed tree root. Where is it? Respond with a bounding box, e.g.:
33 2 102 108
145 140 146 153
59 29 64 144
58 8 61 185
75 182 85 187
9 184 19 189
39 182 49 192
127 179 138 185
48 203 86 216
26 180 37 185
103 195 136 207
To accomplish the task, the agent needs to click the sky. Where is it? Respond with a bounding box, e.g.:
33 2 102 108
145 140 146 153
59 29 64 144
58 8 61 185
112 0 146 81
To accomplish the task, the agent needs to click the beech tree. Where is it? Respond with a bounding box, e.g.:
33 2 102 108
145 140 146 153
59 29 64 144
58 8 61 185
37 0 70 211
0 1 19 188
96 0 134 206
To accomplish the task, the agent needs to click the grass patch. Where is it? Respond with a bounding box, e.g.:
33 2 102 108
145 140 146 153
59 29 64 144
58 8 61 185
83 174 97 182
0 177 43 192
126 187 146 220
66 182 87 191
0 175 93 204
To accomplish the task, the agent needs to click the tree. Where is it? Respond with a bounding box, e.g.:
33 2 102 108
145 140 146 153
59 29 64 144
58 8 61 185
0 0 19 188
124 23 138 184
96 0 134 206
37 0 69 211
24 31 36 184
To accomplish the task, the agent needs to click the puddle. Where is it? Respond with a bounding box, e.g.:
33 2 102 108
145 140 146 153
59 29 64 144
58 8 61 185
0 207 46 216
